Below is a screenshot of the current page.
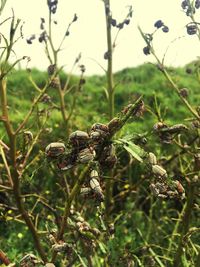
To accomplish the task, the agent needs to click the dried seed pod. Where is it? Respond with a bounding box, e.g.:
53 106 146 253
148 152 157 165
90 227 101 237
69 130 89 148
48 234 57 245
57 152 76 170
90 123 109 143
80 187 92 195
19 254 42 267
40 93 52 103
174 180 185 194
149 183 159 196
107 117 121 134
50 76 60 89
90 131 102 143
153 122 167 131
90 170 99 179
77 221 90 232
52 243 69 252
45 142 66 158
152 165 167 178
89 178 104 201
23 131 33 144
158 193 168 199
91 123 109 133
77 148 96 163
164 124 188 134
99 144 117 169
179 88 189 98
166 190 178 198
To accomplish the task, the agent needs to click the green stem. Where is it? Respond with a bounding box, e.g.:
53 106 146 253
51 162 92 262
172 182 196 267
104 0 114 120
104 0 115 219
0 78 47 262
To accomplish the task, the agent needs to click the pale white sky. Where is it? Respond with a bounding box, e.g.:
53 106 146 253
1 0 200 75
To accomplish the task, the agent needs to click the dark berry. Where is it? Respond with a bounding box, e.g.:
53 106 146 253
195 0 200 9
186 24 197 35
110 18 117 27
181 0 189 9
154 20 164 29
124 19 130 25
162 26 169 33
143 46 150 55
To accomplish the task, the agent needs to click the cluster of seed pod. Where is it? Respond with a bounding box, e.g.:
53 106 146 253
80 170 104 201
150 180 185 200
45 121 119 201
147 152 185 199
153 122 188 144
47 229 73 256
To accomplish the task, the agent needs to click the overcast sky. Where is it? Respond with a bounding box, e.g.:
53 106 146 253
1 0 200 75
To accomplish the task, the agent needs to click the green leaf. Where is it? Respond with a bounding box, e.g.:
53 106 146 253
98 241 107 254
118 139 145 162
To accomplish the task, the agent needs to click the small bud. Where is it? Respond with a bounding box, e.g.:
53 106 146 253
72 13 78 22
65 30 70 36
